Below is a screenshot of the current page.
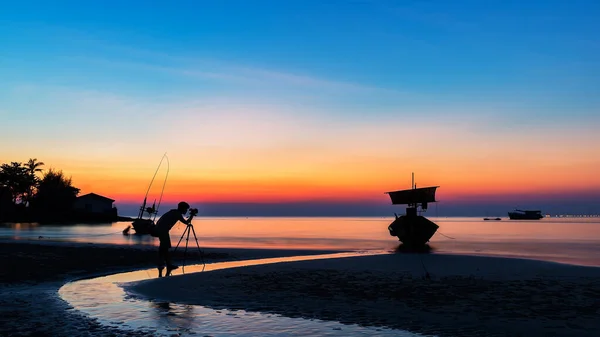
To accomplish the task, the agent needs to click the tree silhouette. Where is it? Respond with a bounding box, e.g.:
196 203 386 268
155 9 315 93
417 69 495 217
25 158 45 174
30 169 80 218
0 158 121 222
23 158 45 206
0 162 33 204
0 185 12 217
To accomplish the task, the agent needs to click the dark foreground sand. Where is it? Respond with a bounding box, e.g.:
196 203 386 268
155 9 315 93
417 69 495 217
126 253 600 337
0 239 338 336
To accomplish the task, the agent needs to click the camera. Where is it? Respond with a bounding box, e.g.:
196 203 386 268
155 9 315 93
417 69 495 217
189 208 199 216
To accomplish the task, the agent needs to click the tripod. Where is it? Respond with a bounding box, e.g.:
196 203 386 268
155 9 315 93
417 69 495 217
170 217 206 275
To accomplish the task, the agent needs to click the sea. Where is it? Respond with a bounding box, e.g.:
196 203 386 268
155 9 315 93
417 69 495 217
2 216 600 267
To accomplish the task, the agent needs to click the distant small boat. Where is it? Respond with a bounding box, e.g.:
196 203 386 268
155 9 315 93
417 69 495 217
483 217 501 221
508 209 543 220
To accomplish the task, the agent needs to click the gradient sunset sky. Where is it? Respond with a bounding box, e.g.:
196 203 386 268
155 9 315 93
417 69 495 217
1 1 599 216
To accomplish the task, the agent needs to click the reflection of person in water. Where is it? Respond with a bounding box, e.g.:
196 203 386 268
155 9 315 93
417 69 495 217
155 302 171 310
151 201 193 274
151 301 195 325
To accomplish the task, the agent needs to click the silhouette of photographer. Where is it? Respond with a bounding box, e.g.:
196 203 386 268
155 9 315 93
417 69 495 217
152 201 195 274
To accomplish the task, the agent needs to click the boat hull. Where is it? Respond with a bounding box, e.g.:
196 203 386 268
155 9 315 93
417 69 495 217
388 215 439 246
132 218 155 235
508 211 543 220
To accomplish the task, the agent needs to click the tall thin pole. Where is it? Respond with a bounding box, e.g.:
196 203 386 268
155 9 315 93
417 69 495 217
411 172 415 209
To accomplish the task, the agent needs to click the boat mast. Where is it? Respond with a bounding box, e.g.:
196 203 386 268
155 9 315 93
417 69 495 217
138 197 147 219
138 153 168 220
411 172 416 211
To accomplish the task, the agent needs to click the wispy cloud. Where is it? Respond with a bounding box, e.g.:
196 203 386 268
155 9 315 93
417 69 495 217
4 84 599 205
0 84 488 163
70 54 403 96
227 66 400 94
28 24 407 95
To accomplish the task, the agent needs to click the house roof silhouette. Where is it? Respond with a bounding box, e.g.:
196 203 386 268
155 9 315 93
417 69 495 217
76 193 115 202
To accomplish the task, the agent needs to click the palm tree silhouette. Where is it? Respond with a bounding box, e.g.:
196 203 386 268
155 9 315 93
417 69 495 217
25 158 45 175
24 158 45 206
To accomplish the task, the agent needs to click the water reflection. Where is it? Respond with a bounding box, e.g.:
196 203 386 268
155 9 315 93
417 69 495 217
124 233 155 245
150 301 196 331
394 243 434 254
60 251 427 337
3 217 600 266
5 222 40 230
4 217 600 246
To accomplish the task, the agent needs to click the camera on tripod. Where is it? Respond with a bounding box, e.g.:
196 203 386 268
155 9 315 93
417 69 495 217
173 206 205 274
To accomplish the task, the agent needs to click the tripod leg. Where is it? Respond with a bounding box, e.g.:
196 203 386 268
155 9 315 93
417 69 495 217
173 226 188 253
182 226 191 270
190 226 206 270
167 226 189 276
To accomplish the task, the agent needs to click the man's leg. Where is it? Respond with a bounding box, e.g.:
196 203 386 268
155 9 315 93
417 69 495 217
158 244 167 268
163 233 179 274
156 241 167 277
166 250 179 269
158 232 173 268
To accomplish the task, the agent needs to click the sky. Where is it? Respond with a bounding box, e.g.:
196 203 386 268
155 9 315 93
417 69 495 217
1 0 599 216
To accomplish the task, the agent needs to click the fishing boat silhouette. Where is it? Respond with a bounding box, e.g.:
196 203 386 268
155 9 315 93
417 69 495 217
385 173 439 247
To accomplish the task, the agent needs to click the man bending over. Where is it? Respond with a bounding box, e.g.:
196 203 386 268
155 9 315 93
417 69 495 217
152 201 193 274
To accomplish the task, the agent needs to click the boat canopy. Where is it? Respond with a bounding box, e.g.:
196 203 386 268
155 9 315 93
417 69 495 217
385 186 439 205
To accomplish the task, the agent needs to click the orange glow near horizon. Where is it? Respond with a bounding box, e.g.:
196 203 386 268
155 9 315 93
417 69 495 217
4 159 599 205
63 158 600 205
4 114 600 206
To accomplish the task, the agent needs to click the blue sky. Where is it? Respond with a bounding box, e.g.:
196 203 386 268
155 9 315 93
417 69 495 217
1 0 599 215
2 0 598 106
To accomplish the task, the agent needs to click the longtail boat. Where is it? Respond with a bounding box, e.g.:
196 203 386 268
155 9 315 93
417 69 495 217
385 173 439 247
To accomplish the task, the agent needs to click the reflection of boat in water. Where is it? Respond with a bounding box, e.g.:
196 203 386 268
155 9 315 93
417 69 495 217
483 217 501 221
508 209 543 220
125 154 170 235
385 174 439 247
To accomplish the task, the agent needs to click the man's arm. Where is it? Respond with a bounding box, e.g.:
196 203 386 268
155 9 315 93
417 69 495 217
179 214 193 226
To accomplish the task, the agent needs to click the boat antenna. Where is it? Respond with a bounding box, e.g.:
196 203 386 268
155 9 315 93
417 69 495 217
152 153 170 222
144 153 168 199
412 172 414 189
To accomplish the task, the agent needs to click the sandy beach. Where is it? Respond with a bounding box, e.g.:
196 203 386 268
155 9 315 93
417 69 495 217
3 236 600 337
126 253 600 337
0 239 339 336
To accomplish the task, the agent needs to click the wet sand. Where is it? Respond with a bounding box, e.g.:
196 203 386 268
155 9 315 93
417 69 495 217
0 239 339 336
4 237 600 337
126 253 600 337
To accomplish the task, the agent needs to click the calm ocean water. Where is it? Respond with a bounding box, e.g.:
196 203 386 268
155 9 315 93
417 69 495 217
2 216 600 267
